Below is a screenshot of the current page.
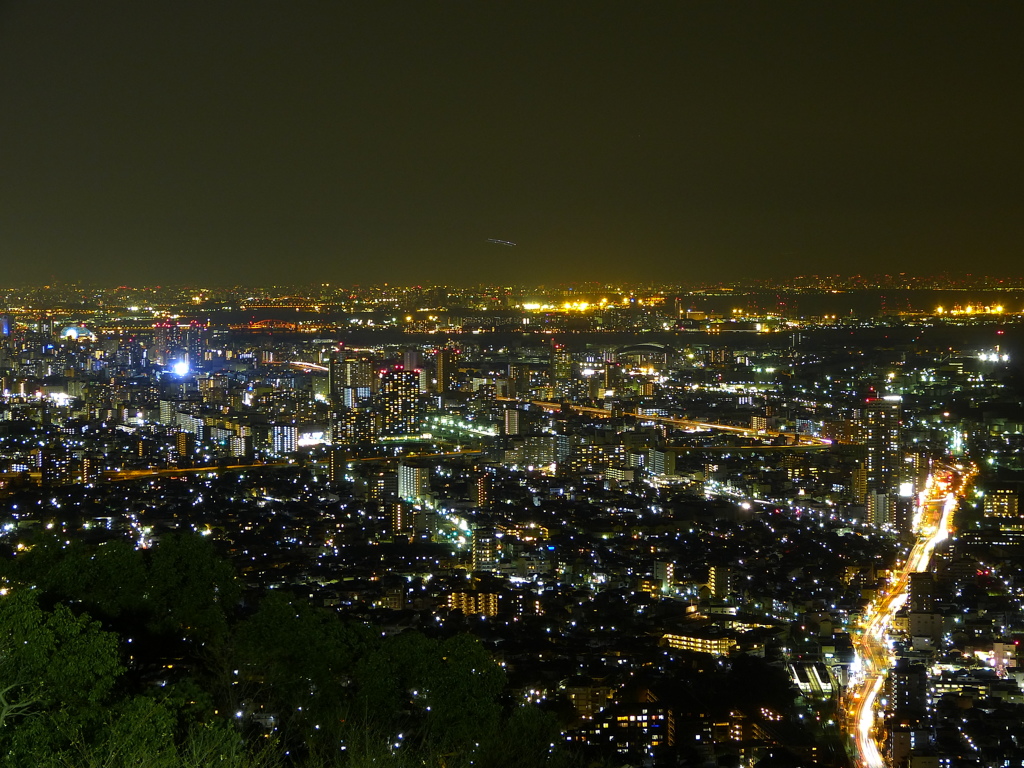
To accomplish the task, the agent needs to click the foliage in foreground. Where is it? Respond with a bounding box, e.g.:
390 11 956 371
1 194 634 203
0 533 576 768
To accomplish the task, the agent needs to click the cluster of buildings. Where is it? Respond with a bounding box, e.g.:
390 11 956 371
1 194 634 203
0 283 1023 765
873 480 1024 768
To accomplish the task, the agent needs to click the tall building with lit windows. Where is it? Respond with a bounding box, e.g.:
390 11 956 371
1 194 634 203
470 472 491 508
550 343 573 396
328 352 346 399
271 424 298 456
378 367 421 437
503 407 522 436
182 321 207 369
329 353 375 398
860 397 902 529
332 406 376 445
398 462 430 502
435 347 456 395
152 321 179 366
472 524 498 571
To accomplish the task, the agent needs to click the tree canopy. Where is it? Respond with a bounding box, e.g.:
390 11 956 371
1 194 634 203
0 533 573 768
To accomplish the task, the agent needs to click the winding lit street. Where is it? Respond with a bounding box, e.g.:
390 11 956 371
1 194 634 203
846 470 969 768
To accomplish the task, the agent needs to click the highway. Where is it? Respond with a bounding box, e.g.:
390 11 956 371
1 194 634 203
846 468 969 768
497 397 832 447
102 449 484 481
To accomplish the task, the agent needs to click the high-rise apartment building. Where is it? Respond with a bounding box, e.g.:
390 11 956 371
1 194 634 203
329 353 375 398
402 348 421 371
472 525 498 572
470 472 491 508
152 321 179 366
398 462 430 503
503 408 521 436
182 321 207 369
378 367 421 437
550 343 573 396
271 424 298 456
435 348 455 395
332 405 376 445
860 397 902 529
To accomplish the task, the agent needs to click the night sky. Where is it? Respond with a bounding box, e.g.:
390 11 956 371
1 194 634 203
2 2 1023 286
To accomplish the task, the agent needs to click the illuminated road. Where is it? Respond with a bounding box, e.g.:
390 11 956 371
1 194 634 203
497 397 831 447
103 450 483 481
846 469 969 768
287 360 329 372
104 461 291 481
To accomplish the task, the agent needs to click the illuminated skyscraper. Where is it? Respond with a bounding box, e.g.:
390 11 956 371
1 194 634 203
0 314 13 342
379 367 421 436
860 397 902 529
402 348 421 371
329 352 379 478
550 343 573 393
503 407 522 436
329 353 375 398
435 348 455 395
271 424 298 456
470 472 491 508
602 356 619 393
152 321 178 366
398 462 430 502
182 321 207 369
333 406 376 445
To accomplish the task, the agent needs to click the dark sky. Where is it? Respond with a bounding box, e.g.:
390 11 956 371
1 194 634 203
2 2 1023 286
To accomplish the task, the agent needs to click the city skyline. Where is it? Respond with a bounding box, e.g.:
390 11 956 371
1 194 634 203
3 5 1024 758
2 3 1024 286
0 280 1011 765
